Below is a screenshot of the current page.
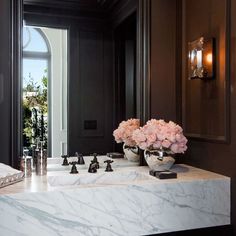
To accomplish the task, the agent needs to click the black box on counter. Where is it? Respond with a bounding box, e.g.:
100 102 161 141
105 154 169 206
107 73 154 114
149 170 177 179
106 152 124 159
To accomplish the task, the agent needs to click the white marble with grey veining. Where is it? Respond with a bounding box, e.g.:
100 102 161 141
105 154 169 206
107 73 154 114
0 165 230 236
47 167 155 187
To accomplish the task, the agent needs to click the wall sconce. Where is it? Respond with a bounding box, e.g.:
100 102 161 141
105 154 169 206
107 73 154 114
188 37 215 80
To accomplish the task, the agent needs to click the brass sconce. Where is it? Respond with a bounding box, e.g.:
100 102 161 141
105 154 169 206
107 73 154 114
188 37 215 80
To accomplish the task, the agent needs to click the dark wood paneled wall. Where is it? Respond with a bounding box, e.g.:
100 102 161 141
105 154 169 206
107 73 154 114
182 0 228 141
150 0 177 121
0 0 22 167
0 0 12 165
150 0 235 235
109 0 138 28
183 0 236 234
69 29 114 155
114 13 137 123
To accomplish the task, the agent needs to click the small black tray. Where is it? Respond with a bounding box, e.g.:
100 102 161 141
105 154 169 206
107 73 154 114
149 170 177 179
106 152 124 159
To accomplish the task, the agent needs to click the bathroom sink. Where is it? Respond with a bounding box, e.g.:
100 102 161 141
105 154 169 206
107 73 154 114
47 156 112 171
47 156 139 171
47 169 155 187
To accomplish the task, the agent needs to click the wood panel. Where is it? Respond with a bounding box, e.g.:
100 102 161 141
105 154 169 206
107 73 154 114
0 0 22 167
182 0 230 142
69 29 114 155
150 0 177 122
78 30 105 138
114 13 137 124
23 0 121 20
177 0 236 234
24 0 118 10
109 0 138 28
149 0 236 234
0 0 11 165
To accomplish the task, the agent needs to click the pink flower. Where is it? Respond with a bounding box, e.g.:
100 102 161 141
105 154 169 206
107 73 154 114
146 134 156 143
139 141 149 150
132 130 146 143
132 118 188 154
156 133 165 141
162 139 171 148
113 119 140 146
168 133 176 143
170 143 179 153
153 141 161 149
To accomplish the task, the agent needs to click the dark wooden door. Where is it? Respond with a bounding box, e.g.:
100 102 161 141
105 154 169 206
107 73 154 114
0 0 22 167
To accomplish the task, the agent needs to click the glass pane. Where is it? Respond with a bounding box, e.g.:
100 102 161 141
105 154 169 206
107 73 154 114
23 58 48 150
23 27 48 52
23 59 48 88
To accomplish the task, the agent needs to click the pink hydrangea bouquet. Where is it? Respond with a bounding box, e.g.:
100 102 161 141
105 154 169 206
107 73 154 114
113 118 140 147
132 119 187 154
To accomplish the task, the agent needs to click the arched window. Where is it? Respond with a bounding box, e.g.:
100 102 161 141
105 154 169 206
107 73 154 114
23 27 49 52
23 27 51 83
22 26 51 151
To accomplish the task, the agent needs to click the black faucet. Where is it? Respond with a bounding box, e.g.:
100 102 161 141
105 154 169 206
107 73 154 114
61 155 69 166
91 153 99 169
70 161 79 174
75 152 85 165
88 161 98 173
104 160 114 172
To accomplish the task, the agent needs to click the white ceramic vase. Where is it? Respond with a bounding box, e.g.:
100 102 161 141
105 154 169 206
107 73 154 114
144 149 175 171
123 144 140 162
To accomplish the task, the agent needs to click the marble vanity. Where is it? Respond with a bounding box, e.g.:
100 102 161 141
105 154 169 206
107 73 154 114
0 157 230 236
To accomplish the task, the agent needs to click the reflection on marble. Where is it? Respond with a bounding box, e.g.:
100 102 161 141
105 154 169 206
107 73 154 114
0 165 230 236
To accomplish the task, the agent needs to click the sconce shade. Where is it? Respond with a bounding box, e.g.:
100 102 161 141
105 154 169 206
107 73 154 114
188 37 215 80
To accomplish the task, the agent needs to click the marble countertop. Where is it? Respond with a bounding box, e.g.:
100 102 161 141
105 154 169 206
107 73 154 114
0 164 228 195
0 164 230 236
0 156 141 195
